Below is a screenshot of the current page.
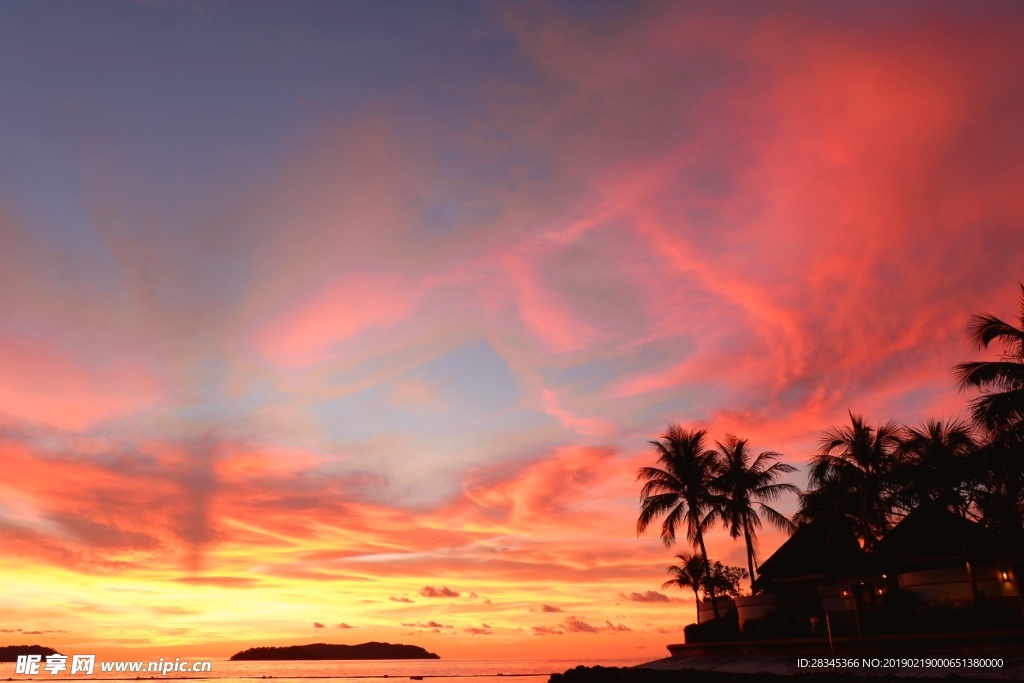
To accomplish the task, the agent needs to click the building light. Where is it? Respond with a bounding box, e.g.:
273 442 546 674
1002 570 1011 581
842 589 850 599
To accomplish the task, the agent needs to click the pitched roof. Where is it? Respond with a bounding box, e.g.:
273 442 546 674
874 504 1010 568
754 520 875 590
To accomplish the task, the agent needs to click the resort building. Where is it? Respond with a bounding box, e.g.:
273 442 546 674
731 505 1024 638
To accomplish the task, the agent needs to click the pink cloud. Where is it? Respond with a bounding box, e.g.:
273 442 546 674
531 625 564 636
401 621 452 629
497 2 1024 442
619 591 674 603
561 616 632 634
500 253 600 354
252 274 419 369
419 586 460 598
455 445 630 532
537 388 615 438
0 338 162 430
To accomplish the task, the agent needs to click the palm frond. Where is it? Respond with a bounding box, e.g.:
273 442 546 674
636 494 679 535
753 481 801 502
661 502 686 547
757 502 796 533
954 361 1024 392
969 388 1024 432
966 312 1024 353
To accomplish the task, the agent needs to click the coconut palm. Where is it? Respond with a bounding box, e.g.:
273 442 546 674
892 418 990 602
637 424 722 618
710 435 799 592
973 430 1024 536
662 553 708 624
892 418 978 518
953 284 1024 438
807 411 902 550
794 469 862 542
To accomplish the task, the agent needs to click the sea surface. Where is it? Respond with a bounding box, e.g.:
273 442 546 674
1 658 652 683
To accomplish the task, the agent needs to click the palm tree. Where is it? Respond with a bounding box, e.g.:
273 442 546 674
894 418 986 602
794 469 862 541
808 411 901 550
710 435 799 592
973 430 1024 536
893 418 978 518
953 284 1024 438
662 553 707 624
637 424 722 618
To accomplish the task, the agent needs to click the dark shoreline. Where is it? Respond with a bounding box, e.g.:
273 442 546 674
550 635 1024 683
549 664 1013 683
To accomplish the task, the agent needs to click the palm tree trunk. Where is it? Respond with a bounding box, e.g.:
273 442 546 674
860 495 872 551
693 588 701 625
743 524 757 593
696 529 720 620
954 509 980 604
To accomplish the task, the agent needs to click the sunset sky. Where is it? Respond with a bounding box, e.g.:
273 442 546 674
3 0 1024 662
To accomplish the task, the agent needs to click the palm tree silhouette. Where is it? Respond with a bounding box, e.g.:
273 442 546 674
893 418 987 601
662 553 708 624
710 435 798 592
794 468 861 541
973 432 1024 537
637 424 722 619
808 411 901 551
893 418 978 518
954 284 1024 438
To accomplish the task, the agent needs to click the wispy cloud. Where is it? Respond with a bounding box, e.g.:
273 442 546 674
561 617 632 634
401 621 453 630
619 591 678 603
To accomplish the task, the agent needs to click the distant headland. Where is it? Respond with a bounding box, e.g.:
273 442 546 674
229 642 440 661
0 645 61 662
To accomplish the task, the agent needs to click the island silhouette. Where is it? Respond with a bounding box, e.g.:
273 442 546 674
229 642 439 661
0 645 61 662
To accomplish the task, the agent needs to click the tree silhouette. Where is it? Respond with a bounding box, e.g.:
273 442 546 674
637 424 722 618
954 283 1024 438
807 411 901 550
662 553 708 624
892 418 978 518
710 435 798 592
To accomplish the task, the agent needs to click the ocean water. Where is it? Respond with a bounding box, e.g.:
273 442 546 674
1 658 652 683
